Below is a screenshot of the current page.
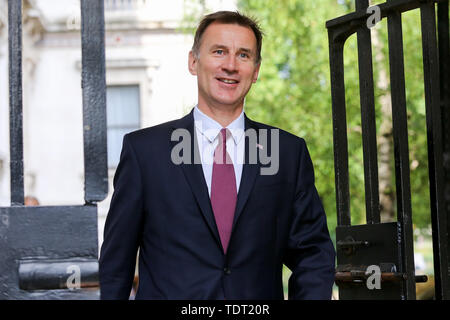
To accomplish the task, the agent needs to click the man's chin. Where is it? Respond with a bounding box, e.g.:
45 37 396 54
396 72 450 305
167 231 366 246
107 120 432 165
210 95 245 108
212 102 244 111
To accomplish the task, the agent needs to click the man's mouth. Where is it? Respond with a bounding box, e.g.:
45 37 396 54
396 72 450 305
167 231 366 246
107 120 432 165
217 78 239 84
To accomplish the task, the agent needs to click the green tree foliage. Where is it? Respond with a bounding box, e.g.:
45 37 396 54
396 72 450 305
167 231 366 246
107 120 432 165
182 0 434 241
237 0 356 238
237 0 433 237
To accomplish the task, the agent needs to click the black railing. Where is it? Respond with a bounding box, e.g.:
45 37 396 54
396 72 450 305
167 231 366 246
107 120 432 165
1 0 107 299
327 0 449 300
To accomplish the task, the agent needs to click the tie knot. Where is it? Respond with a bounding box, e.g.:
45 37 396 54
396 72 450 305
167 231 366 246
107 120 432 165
219 128 230 146
214 128 232 165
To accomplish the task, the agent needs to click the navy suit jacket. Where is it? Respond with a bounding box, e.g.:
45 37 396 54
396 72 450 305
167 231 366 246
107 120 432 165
99 109 335 300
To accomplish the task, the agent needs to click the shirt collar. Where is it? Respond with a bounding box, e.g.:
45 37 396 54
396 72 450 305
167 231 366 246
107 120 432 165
193 105 245 145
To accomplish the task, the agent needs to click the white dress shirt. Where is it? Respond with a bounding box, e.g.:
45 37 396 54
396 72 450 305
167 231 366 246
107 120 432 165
193 106 245 197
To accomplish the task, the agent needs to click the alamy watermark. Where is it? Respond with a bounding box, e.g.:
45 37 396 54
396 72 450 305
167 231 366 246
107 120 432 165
170 124 280 176
366 265 381 290
366 5 381 29
66 264 81 290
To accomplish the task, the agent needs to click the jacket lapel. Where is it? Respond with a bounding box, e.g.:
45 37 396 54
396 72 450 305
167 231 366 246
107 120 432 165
232 115 261 229
170 109 222 250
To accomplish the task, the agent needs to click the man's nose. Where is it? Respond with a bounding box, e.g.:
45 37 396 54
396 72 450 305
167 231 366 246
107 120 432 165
222 54 237 73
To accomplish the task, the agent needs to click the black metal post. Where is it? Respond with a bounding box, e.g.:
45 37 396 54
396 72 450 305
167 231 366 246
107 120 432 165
328 35 351 227
386 3 416 299
420 0 450 300
355 0 381 225
437 0 450 299
8 0 24 206
80 0 108 204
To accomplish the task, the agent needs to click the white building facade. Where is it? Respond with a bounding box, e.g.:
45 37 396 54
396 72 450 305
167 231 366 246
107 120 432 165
0 0 237 247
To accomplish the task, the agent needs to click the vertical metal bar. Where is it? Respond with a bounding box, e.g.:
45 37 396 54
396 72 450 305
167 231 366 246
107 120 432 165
355 0 381 224
328 33 351 226
80 0 108 203
420 1 450 300
8 0 24 206
386 8 416 300
437 0 450 297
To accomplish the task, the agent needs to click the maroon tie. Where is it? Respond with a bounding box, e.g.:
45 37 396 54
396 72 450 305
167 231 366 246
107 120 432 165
210 128 237 254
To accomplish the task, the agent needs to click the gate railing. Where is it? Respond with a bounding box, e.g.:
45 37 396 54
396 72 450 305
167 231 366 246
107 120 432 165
1 0 107 299
327 0 449 299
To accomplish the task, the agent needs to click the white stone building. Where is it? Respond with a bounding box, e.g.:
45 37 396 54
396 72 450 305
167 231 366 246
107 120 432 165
0 0 237 248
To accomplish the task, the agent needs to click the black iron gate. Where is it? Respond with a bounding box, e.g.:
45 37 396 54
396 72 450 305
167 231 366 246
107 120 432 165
327 0 450 299
0 0 107 299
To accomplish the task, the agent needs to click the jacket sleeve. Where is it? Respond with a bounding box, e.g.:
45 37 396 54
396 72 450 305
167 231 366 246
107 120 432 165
283 138 336 300
99 134 145 300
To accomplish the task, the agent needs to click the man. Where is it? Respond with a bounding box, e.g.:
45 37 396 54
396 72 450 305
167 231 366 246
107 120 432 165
99 11 335 300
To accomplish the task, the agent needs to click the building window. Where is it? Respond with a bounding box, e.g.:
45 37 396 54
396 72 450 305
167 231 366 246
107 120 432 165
107 85 140 168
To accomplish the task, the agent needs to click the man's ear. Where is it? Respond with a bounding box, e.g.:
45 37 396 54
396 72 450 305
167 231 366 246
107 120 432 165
252 62 261 83
188 51 198 76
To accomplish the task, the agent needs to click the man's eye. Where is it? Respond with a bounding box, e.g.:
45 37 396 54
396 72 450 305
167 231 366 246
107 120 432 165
240 53 249 58
215 49 224 55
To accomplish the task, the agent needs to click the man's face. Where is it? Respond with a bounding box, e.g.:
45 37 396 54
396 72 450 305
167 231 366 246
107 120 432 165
188 22 260 111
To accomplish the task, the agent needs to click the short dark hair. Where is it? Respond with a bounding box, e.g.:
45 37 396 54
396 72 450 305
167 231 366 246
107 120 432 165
192 11 263 64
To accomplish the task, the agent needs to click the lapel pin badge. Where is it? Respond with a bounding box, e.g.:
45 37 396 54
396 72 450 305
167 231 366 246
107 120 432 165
256 143 264 150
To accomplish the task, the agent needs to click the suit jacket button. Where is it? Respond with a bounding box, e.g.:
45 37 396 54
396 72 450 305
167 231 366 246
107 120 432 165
223 267 231 275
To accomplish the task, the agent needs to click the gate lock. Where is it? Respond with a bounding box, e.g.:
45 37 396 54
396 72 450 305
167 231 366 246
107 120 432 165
335 263 428 285
337 236 370 255
18 258 99 290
